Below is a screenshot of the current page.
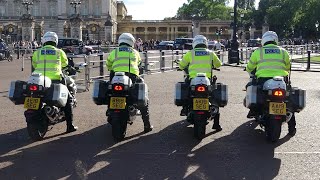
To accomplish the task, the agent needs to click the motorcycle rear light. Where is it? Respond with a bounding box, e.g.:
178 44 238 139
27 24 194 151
114 85 123 91
274 115 282 120
196 86 206 92
196 111 205 115
273 90 285 97
29 85 38 91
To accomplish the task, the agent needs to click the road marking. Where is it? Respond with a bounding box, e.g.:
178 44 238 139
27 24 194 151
275 152 320 154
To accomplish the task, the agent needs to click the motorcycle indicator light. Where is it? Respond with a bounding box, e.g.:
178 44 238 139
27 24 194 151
196 86 206 92
114 85 123 91
273 90 285 97
29 85 38 91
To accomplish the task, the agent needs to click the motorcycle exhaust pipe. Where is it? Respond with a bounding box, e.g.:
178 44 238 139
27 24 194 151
44 106 60 118
286 109 293 123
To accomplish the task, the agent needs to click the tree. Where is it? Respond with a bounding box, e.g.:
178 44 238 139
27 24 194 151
238 0 256 10
176 0 232 20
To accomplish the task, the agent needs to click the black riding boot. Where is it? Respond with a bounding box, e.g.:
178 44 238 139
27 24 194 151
212 113 222 131
65 97 78 133
288 114 296 136
180 105 188 116
139 104 153 133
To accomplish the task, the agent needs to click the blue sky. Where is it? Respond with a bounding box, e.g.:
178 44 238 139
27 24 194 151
122 0 260 20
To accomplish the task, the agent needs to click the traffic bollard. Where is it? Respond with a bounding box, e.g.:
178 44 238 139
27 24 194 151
144 51 148 74
307 50 311 71
160 51 165 72
99 54 104 78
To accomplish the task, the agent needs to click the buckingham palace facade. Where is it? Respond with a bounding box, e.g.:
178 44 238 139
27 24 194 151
0 0 118 42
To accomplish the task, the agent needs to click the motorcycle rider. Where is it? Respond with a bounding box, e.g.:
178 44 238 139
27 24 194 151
107 32 153 133
179 35 223 131
32 31 78 133
245 31 296 135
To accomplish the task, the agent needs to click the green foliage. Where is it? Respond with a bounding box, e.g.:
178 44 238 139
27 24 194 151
176 0 233 20
256 0 320 39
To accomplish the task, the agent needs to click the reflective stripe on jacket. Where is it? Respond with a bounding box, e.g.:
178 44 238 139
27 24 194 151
107 46 141 76
246 44 290 78
179 48 222 79
32 45 68 80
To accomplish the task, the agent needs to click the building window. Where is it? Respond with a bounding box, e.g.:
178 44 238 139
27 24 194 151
49 1 57 16
81 0 89 15
0 5 5 16
32 2 40 16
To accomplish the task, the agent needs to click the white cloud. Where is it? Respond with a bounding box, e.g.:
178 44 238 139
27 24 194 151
123 0 188 20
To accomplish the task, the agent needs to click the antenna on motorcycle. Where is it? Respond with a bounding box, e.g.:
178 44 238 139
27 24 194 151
288 48 293 88
128 46 131 87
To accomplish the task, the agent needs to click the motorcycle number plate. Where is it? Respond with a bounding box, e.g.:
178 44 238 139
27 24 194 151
24 97 41 110
110 97 126 109
269 102 286 115
193 98 209 111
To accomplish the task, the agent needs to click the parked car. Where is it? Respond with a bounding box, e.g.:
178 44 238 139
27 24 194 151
173 38 193 50
247 38 262 57
247 38 262 48
57 38 94 55
156 41 174 50
208 41 225 51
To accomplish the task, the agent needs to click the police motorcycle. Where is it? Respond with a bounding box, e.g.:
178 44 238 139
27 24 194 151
8 63 86 140
175 68 228 140
93 65 148 141
0 43 13 62
244 72 306 142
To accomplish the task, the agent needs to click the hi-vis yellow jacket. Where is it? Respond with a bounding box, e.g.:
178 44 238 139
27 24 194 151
32 45 68 80
179 48 222 79
107 46 141 76
246 44 290 78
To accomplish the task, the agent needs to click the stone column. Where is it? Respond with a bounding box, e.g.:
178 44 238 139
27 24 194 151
206 26 209 37
21 14 35 42
262 22 269 35
70 15 83 40
144 27 148 41
167 27 170 40
250 26 256 39
156 27 159 40
133 26 137 37
104 19 113 42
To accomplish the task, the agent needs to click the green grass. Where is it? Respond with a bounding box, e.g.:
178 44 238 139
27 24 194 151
294 55 320 63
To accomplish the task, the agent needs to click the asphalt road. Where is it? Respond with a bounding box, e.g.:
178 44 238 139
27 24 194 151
0 57 320 180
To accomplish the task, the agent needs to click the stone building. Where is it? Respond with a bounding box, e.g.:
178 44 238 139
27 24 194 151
0 0 118 43
116 1 232 41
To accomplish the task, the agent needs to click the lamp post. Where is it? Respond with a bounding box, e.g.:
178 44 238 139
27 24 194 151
240 14 244 40
70 0 81 15
22 0 33 15
315 21 319 42
228 0 239 64
191 23 194 38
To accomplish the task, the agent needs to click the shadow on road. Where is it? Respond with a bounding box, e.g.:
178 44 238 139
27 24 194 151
0 120 291 180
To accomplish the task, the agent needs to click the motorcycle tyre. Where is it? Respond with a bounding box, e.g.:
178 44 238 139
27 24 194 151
193 119 206 140
27 121 48 141
7 55 13 62
265 117 282 143
111 114 128 142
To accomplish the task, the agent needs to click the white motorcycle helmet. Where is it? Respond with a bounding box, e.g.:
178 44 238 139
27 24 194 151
118 33 136 47
41 31 58 46
261 31 279 46
192 35 208 48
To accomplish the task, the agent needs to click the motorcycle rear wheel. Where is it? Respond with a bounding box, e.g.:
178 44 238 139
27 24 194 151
194 120 206 140
265 118 282 142
7 56 13 62
27 122 48 141
111 114 128 142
